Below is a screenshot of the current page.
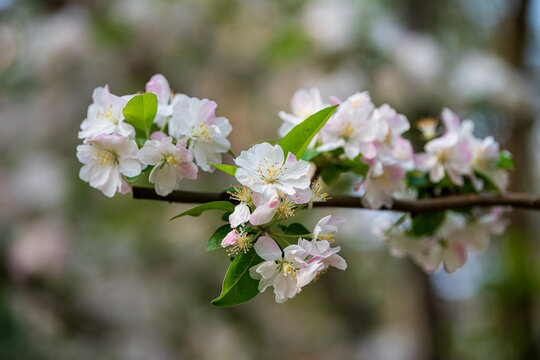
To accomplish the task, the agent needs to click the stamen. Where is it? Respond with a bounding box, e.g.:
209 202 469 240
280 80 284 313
226 232 253 256
279 261 298 279
312 180 330 202
227 185 252 203
164 154 183 168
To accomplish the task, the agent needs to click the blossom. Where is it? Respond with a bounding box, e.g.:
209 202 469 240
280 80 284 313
468 132 508 191
374 210 508 273
145 74 175 127
169 95 232 172
79 85 134 140
371 104 414 167
138 135 198 196
355 162 406 209
77 134 141 197
415 108 473 185
318 92 379 160
249 236 322 303
278 87 328 137
297 238 347 273
313 215 345 242
235 143 311 199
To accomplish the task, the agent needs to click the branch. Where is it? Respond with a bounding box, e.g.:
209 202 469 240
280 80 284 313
131 187 540 213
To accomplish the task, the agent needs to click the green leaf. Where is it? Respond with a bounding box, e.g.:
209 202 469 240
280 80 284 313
341 156 369 176
211 250 262 307
206 224 232 251
122 93 158 135
406 170 429 188
285 223 310 235
169 201 235 221
279 105 338 158
301 148 320 161
208 163 238 177
497 150 514 169
411 211 446 236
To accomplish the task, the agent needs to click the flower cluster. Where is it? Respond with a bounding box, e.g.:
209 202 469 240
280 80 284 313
76 81 514 306
279 89 414 209
373 208 508 273
76 74 232 197
279 88 512 274
217 142 346 302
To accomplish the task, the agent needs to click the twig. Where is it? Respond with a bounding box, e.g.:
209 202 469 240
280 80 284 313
131 187 540 214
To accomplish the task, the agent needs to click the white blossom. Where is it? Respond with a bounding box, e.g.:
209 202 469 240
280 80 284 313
79 85 134 140
139 135 198 196
77 134 141 197
235 143 311 199
169 95 232 172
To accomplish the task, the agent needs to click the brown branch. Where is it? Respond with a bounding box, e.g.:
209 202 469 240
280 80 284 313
131 187 540 214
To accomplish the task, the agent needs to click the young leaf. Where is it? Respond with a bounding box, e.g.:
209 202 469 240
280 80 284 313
207 224 232 251
301 148 320 161
207 163 238 177
497 150 514 169
411 211 445 236
122 93 158 135
169 201 235 221
279 105 338 158
211 250 262 307
285 223 310 235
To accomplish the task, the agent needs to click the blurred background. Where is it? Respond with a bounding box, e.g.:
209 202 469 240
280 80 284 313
1 0 540 359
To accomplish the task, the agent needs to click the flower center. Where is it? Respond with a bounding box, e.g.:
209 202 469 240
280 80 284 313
279 261 297 278
101 105 119 125
257 159 285 184
164 154 183 168
94 148 116 167
340 122 355 139
193 123 213 141
226 232 252 256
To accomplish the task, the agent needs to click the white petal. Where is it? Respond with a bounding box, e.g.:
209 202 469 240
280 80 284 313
254 236 282 261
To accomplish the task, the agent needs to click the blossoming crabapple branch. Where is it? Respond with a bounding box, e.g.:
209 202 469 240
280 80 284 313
76 75 518 305
130 187 540 213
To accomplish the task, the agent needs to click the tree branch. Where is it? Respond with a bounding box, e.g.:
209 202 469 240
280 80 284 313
131 187 540 213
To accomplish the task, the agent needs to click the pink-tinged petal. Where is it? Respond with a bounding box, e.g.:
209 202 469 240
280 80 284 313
221 230 237 247
329 96 342 105
198 99 217 123
287 187 312 204
415 153 437 170
145 74 171 104
296 261 324 287
180 162 198 180
324 254 347 270
441 108 460 133
285 152 297 165
254 236 282 261
150 131 167 141
442 243 467 273
359 142 378 160
176 137 188 148
250 202 278 225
